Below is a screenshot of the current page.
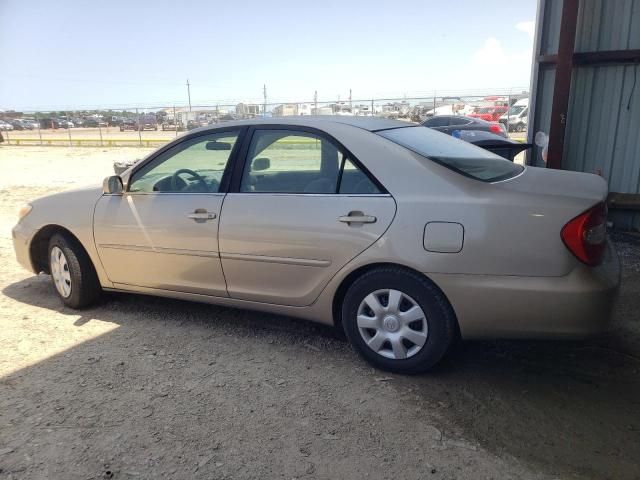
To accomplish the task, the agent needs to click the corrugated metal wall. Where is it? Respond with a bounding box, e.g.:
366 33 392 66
575 0 640 52
530 0 640 228
530 66 556 168
529 0 561 167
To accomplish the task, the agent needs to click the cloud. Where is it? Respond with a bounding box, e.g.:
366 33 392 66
470 37 533 86
472 37 507 67
516 20 535 39
472 37 532 67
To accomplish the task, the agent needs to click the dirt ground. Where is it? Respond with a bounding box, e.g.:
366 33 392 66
0 146 639 480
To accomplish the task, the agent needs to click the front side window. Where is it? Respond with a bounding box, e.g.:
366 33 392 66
129 131 239 193
378 126 523 182
508 105 526 116
240 129 381 194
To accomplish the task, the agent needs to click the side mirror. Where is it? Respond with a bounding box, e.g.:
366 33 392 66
103 175 123 195
205 141 232 151
252 157 270 171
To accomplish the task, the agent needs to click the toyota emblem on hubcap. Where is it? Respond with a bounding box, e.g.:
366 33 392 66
383 316 400 332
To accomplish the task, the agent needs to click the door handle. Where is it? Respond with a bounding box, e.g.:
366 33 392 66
338 211 377 224
187 209 217 221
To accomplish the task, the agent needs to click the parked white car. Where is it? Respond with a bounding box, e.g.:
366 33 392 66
0 120 14 131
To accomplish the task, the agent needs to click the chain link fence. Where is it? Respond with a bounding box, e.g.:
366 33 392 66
0 90 528 147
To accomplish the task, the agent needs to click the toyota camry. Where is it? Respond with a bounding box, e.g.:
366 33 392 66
12 117 620 373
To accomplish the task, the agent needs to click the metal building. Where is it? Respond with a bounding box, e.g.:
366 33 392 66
529 0 640 228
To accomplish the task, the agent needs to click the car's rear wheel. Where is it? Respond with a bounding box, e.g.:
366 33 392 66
342 267 456 374
48 233 101 309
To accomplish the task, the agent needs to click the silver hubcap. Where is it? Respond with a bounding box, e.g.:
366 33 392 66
50 246 72 298
357 289 428 360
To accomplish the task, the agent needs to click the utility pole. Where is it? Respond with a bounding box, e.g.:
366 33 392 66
186 79 192 112
314 90 318 114
263 84 267 116
349 88 352 110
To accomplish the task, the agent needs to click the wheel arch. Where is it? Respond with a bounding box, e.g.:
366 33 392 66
331 262 460 335
29 224 90 275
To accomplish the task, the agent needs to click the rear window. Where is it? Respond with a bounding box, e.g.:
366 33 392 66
377 126 524 182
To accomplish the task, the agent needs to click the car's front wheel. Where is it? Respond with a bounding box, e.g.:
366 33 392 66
342 267 457 374
48 233 101 309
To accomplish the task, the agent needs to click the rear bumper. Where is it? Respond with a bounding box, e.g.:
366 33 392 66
429 242 621 339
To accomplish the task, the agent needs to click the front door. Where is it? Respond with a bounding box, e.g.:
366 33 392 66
94 129 241 296
218 127 396 306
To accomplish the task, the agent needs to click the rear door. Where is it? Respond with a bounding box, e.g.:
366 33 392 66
218 126 396 306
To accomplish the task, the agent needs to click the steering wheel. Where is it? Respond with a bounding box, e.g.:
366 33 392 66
171 168 209 192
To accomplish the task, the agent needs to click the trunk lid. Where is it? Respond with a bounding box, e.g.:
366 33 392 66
481 166 610 276
497 166 607 207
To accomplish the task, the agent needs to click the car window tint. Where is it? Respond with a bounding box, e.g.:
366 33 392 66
378 126 523 182
423 116 449 127
240 130 343 194
449 117 471 126
129 131 239 193
338 158 382 194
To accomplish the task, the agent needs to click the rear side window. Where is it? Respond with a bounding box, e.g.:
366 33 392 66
239 129 382 194
423 116 449 127
449 117 471 126
377 126 523 182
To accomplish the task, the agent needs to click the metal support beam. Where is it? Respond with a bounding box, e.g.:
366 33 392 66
538 49 640 67
546 0 579 170
574 49 640 65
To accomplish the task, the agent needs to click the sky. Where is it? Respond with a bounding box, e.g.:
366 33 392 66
0 0 537 111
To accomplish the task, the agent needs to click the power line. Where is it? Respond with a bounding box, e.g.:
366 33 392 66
3 73 214 88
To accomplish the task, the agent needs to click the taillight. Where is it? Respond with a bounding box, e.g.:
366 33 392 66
561 202 607 266
489 123 504 134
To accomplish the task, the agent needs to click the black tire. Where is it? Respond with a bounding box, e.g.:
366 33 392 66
48 233 101 309
341 267 457 374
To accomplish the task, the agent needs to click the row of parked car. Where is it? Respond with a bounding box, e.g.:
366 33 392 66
0 117 113 130
0 115 211 132
0 119 39 130
418 98 529 133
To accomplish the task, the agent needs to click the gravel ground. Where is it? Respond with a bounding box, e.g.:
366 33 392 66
0 146 639 480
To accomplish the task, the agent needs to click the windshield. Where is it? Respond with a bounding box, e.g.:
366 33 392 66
508 105 526 115
377 126 524 182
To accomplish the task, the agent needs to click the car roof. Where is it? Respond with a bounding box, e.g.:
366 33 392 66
459 115 491 124
191 115 413 133
423 115 490 125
